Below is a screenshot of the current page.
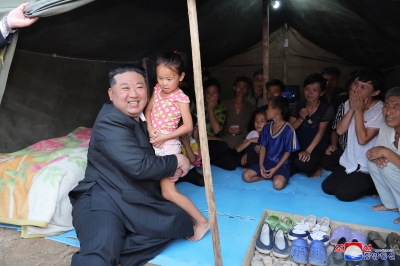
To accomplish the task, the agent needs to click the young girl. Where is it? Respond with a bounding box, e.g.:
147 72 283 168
289 73 334 178
238 108 268 168
145 51 209 241
322 68 385 202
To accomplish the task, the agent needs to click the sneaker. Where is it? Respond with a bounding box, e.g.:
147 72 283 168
255 223 273 254
308 217 331 246
272 228 290 258
288 215 317 241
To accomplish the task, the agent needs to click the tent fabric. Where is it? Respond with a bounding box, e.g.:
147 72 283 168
209 27 361 101
0 0 94 104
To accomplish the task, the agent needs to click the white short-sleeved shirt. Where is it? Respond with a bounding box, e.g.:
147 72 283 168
339 100 385 173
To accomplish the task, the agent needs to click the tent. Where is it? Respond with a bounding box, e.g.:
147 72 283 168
1 0 400 152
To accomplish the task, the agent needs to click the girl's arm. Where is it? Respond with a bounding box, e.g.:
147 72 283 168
289 116 304 130
237 137 258 152
151 102 193 147
336 109 353 135
144 93 158 138
305 121 329 154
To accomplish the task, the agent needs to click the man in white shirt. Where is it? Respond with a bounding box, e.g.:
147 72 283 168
0 3 38 48
367 87 400 225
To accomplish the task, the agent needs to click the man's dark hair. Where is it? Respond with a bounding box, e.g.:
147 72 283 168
356 67 386 93
253 68 263 77
203 78 221 93
304 73 327 92
321 67 341 78
233 76 252 88
109 64 147 87
266 79 285 92
270 96 290 120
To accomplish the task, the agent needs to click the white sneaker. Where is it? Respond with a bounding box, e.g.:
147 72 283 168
307 216 331 246
288 215 317 241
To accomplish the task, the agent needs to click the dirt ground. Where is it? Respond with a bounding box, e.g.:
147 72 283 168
0 227 78 266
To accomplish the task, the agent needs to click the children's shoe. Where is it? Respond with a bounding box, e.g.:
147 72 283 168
272 228 290 258
307 216 331 246
309 240 328 266
288 215 317 240
265 213 281 230
255 223 273 254
290 238 309 264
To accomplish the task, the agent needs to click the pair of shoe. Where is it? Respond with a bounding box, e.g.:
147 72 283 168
330 225 367 246
255 223 289 258
290 238 328 265
264 213 297 233
328 237 368 266
366 231 400 266
288 215 331 246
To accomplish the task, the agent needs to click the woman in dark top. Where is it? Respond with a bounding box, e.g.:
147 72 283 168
289 73 334 178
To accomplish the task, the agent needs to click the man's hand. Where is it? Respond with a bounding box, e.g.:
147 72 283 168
325 145 338 155
7 3 38 29
150 133 167 148
168 168 183 183
175 154 190 177
366 146 389 168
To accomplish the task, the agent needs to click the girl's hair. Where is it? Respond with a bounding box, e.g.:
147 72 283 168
247 106 267 132
155 51 186 75
303 73 327 92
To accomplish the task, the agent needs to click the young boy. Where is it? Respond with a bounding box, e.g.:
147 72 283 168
242 96 299 190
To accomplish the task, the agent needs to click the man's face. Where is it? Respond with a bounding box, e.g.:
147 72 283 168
108 71 148 121
383 96 400 129
253 74 263 97
323 73 339 92
266 85 283 101
234 81 250 97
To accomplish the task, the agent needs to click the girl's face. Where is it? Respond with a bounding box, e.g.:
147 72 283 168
156 65 185 95
350 78 380 100
304 82 324 103
205 85 220 103
254 113 267 133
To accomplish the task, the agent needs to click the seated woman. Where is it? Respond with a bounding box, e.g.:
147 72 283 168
221 76 257 150
289 73 334 178
322 67 385 202
196 78 236 170
367 87 400 224
237 107 268 168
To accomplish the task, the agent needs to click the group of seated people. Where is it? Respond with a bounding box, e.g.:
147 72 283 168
193 66 400 225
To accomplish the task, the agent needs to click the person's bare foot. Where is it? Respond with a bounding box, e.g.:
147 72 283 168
371 204 399 212
394 217 400 224
309 167 322 178
187 220 210 241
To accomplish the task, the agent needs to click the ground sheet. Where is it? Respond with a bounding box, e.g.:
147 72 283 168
1 166 399 265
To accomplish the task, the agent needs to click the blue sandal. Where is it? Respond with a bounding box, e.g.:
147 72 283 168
290 238 308 264
309 240 328 266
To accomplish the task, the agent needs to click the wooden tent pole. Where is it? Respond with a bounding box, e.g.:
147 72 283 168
187 0 223 265
262 0 270 105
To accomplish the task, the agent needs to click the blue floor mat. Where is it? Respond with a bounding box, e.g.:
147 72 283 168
1 165 399 265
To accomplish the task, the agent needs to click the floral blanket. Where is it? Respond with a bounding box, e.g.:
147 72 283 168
0 127 91 238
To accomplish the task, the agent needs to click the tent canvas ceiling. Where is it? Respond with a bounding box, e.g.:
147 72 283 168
1 0 400 152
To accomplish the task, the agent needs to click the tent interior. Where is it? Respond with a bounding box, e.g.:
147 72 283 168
1 0 400 152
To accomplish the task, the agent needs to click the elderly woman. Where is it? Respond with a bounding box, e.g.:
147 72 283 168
367 87 400 225
195 78 237 170
221 76 257 150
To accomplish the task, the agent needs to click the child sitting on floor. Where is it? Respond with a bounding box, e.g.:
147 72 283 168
238 107 268 168
242 97 299 190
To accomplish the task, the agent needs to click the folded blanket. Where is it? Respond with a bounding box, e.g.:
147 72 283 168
0 127 91 237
